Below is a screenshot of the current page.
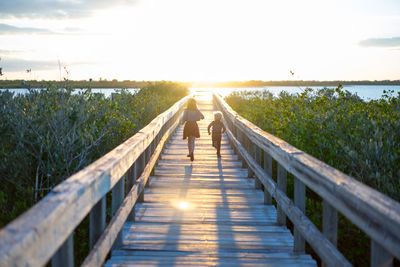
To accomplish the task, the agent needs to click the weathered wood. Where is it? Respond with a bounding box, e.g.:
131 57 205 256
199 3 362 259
263 150 273 205
82 111 181 267
371 240 394 267
322 200 337 247
90 197 106 249
51 235 74 267
254 145 262 189
277 164 287 226
0 95 190 266
247 136 255 178
137 153 145 203
127 162 137 222
214 93 400 259
294 177 306 253
222 122 350 266
112 177 125 249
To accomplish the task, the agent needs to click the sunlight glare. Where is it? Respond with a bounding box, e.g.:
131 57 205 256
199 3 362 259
178 201 189 210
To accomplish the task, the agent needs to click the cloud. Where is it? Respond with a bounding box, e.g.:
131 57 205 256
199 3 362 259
0 57 99 72
359 37 400 48
0 23 55 35
0 49 25 55
0 58 58 72
0 0 138 18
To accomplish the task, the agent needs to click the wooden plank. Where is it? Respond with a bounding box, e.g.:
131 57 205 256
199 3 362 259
124 221 288 234
214 93 400 259
111 250 314 261
0 95 191 266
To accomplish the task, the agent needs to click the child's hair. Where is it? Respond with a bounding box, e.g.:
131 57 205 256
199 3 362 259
213 111 223 121
187 98 198 110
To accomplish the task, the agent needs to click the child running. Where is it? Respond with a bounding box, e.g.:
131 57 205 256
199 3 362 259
182 98 204 161
207 111 226 158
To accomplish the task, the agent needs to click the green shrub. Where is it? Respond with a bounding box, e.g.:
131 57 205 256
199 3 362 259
0 81 188 227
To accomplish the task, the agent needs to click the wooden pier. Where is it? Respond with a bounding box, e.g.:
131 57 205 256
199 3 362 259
0 90 399 267
105 93 316 266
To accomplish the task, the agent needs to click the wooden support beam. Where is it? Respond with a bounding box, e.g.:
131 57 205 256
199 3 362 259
137 154 145 203
263 151 273 205
111 177 125 249
277 164 287 226
127 162 137 222
294 177 306 253
51 235 73 267
254 145 262 189
89 197 106 249
323 200 337 246
371 240 394 267
247 137 254 178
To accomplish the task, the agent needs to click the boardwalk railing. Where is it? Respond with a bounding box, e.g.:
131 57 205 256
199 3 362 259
0 95 190 266
213 93 400 267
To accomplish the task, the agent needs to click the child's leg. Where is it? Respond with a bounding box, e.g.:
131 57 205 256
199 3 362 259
216 137 221 156
188 136 195 155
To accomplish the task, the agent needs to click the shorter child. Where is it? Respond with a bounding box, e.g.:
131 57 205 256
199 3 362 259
208 111 226 157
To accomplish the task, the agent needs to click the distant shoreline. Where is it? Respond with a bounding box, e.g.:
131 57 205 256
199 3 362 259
0 79 400 89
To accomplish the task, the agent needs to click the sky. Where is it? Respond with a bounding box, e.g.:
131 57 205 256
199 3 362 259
0 0 399 82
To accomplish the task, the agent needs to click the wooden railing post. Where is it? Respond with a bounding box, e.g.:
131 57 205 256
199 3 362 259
144 145 151 187
371 240 394 267
254 145 262 189
127 162 137 221
247 137 254 178
137 153 145 203
89 197 106 249
51 235 74 267
322 200 338 266
237 130 247 169
294 177 306 253
111 177 125 249
322 200 337 246
277 164 287 225
263 151 273 205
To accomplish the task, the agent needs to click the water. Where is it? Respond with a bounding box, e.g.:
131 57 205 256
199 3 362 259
0 88 139 98
2 85 400 101
192 85 400 101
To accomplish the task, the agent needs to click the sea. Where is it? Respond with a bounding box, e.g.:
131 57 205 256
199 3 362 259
1 85 400 101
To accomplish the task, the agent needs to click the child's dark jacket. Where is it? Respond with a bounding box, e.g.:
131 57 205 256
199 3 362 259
207 120 226 141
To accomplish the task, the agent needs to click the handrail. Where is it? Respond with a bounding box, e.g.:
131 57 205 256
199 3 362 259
0 94 191 266
213 93 400 266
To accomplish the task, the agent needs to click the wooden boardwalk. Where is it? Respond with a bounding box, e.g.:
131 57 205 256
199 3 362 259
105 93 316 266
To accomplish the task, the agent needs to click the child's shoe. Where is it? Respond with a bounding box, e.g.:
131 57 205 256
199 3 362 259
190 153 194 161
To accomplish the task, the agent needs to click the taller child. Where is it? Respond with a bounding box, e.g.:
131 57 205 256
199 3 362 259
182 98 204 161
